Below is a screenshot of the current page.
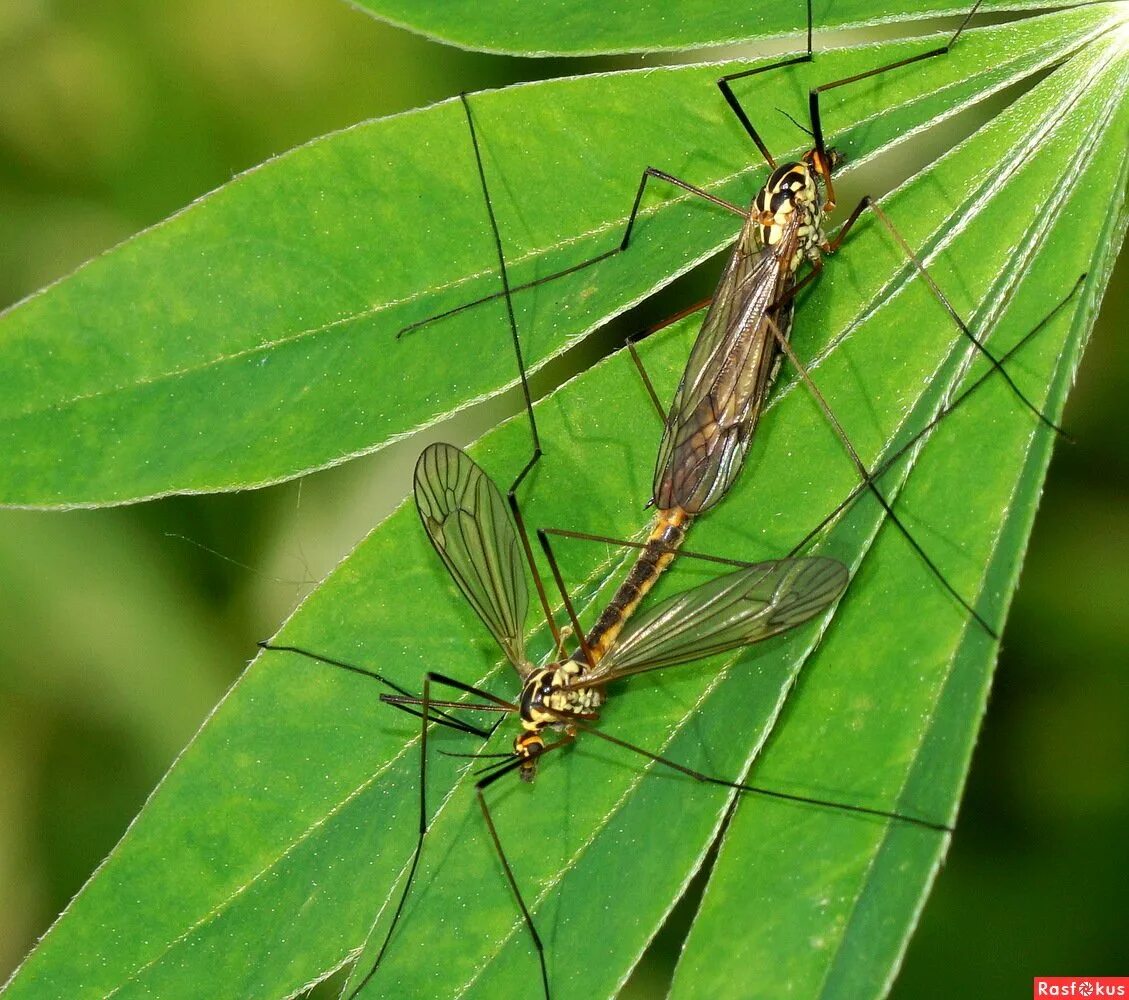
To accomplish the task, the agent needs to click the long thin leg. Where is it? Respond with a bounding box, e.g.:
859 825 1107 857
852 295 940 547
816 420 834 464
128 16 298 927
627 341 667 422
347 672 517 999
576 721 952 834
716 0 814 169
461 93 537 458
775 0 1062 437
510 485 567 660
457 93 567 659
808 2 983 163
626 293 715 423
788 272 1086 555
536 528 595 667
398 167 746 339
475 736 574 1000
512 289 717 648
540 275 1084 581
542 527 754 571
767 315 998 638
476 758 550 998
380 694 512 743
825 194 1067 437
256 641 486 737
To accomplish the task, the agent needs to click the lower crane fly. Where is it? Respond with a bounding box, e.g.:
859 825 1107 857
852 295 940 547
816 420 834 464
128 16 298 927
265 261 1080 998
341 440 944 1000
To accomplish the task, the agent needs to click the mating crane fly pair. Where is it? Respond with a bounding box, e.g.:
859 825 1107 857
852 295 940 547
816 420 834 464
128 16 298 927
260 4 1085 997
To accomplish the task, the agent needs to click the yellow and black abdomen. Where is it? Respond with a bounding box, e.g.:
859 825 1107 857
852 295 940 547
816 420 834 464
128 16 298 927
579 507 688 662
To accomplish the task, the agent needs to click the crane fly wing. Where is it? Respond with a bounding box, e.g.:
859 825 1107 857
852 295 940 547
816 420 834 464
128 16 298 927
414 443 530 673
590 557 847 683
653 214 800 514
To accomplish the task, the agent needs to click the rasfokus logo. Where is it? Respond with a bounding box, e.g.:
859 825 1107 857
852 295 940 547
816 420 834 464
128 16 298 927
1034 979 1129 997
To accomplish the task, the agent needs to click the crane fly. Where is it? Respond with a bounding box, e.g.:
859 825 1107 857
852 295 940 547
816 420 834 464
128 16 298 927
256 6 1090 994
334 256 1080 994
261 263 1084 998
403 0 1066 649
323 94 1086 1000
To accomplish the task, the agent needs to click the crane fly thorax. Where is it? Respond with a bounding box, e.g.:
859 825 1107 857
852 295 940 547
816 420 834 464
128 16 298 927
753 161 826 270
517 661 604 734
513 661 604 782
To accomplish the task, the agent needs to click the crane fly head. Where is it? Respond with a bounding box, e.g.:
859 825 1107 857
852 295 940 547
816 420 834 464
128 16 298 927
802 146 844 212
514 731 545 783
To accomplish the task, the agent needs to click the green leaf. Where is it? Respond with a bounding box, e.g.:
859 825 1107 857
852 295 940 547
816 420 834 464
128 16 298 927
350 0 1091 57
668 45 1129 1000
0 9 1114 507
4 17 1125 1000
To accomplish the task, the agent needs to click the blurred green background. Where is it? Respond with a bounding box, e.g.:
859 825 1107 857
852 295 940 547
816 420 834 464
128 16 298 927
0 1 1125 995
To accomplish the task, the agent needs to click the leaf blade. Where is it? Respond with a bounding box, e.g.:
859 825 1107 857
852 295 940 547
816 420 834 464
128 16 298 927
2 13 1126 1000
0 9 1116 506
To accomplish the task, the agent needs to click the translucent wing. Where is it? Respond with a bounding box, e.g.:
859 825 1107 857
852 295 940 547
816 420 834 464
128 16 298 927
653 213 799 514
414 443 530 674
590 557 847 683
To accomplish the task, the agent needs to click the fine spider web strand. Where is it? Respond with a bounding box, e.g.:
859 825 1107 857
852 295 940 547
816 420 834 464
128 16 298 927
459 91 570 665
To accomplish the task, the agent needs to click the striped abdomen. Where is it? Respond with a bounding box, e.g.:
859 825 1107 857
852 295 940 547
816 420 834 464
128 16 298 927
578 507 689 663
